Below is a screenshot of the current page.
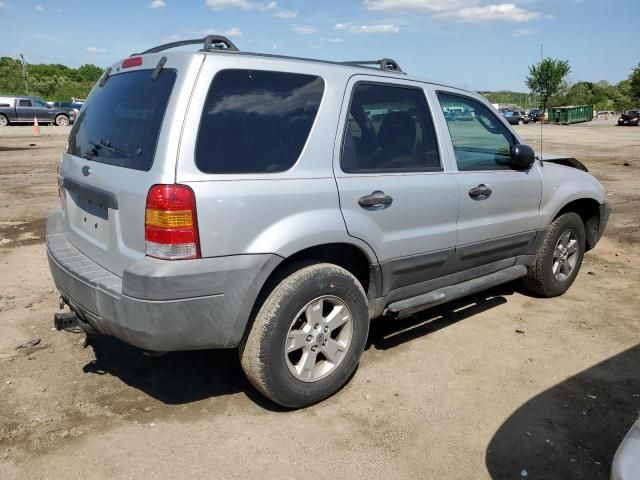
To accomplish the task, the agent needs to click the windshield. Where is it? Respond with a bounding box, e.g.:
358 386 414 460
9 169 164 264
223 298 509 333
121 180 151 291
67 69 176 171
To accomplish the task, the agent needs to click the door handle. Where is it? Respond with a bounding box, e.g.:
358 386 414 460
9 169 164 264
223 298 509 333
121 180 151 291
469 184 492 200
358 191 393 209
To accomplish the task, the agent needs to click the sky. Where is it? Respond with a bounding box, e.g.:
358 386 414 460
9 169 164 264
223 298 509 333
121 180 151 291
0 0 638 91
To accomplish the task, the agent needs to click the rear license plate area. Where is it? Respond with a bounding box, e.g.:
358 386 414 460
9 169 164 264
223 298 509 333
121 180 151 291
66 192 110 246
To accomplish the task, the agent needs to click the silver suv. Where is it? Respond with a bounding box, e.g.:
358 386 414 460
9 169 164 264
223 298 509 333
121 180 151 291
47 36 610 407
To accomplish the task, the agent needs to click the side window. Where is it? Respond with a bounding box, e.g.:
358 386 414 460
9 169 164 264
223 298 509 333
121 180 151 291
18 99 32 107
341 83 440 173
437 92 515 171
196 69 324 174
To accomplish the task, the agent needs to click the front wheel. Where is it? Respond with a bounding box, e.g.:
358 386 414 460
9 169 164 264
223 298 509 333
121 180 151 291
518 119 525 125
522 212 586 297
0 114 8 127
55 115 69 126
240 263 369 408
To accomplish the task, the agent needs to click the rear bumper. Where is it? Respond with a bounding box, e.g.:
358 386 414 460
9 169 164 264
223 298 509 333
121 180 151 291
46 210 281 351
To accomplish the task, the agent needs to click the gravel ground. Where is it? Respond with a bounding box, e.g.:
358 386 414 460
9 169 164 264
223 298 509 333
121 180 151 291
0 119 639 479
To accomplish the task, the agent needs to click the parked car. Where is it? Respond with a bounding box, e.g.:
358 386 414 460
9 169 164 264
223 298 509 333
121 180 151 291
595 110 616 118
611 417 640 480
503 110 532 125
618 110 640 126
49 101 72 108
528 109 547 123
450 109 475 121
47 35 610 408
0 96 76 126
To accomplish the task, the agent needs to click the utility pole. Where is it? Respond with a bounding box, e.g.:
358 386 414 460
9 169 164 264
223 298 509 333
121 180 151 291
19 54 30 96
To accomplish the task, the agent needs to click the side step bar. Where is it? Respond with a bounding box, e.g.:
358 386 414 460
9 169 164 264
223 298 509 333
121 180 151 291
385 265 527 319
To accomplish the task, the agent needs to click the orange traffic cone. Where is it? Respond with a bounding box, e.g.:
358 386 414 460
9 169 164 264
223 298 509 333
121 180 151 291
32 116 40 136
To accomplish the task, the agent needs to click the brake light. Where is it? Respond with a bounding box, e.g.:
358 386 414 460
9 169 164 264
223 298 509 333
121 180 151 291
145 184 200 260
122 56 143 69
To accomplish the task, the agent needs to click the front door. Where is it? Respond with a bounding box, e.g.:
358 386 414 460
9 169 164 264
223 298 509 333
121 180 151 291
334 78 458 296
435 90 542 272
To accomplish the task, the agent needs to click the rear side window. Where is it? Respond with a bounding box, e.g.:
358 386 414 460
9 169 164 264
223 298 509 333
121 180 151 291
341 83 441 173
67 69 176 171
196 69 324 174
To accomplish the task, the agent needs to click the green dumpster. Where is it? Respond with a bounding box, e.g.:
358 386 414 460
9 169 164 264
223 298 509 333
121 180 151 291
547 105 593 124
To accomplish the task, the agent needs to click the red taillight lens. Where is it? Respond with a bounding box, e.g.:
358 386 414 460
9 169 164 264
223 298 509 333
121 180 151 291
145 184 200 260
122 56 143 69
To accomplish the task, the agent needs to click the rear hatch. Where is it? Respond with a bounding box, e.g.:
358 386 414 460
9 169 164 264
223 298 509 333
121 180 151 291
58 53 204 276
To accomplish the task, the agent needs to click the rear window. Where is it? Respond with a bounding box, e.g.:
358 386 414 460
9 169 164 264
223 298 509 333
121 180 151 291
67 69 176 171
196 69 324 174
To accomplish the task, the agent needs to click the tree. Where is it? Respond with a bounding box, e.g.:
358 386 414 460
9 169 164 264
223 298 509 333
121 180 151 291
629 63 640 104
0 57 103 100
525 58 571 112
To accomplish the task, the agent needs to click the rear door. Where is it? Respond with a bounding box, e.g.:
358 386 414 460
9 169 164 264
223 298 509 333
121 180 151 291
58 53 204 275
435 89 542 272
15 99 34 121
334 77 458 295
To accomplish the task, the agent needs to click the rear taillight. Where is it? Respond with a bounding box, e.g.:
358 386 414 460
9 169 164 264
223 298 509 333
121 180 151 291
145 184 200 260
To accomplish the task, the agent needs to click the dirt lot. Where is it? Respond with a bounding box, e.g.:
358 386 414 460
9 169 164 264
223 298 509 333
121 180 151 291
0 120 639 479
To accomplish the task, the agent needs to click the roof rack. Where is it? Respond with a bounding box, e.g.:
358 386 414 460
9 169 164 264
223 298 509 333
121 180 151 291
340 58 404 73
130 37 407 75
133 35 239 56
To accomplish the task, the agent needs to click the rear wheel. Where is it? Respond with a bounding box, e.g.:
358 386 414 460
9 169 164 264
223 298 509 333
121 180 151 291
240 262 369 408
0 114 8 127
55 115 69 126
523 212 586 297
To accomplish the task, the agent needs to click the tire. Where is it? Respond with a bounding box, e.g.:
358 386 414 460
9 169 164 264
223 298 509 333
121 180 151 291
522 212 586 297
55 115 69 126
240 262 369 408
0 114 8 127
518 119 524 125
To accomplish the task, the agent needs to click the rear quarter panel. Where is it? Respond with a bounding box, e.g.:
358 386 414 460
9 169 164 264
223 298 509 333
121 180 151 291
176 56 377 262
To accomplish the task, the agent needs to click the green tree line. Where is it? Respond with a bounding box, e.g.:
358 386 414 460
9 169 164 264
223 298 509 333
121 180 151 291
0 57 103 101
481 62 640 112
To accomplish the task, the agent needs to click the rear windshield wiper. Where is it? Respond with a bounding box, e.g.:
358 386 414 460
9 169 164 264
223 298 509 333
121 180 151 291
88 139 133 158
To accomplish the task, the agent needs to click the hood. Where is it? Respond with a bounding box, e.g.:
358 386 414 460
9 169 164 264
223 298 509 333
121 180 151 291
539 154 588 172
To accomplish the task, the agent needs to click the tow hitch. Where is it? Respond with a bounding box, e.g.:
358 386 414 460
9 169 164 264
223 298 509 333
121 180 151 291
54 312 85 332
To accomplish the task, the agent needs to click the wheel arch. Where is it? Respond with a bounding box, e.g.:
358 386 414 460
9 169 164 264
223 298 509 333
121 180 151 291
240 242 379 345
553 197 602 251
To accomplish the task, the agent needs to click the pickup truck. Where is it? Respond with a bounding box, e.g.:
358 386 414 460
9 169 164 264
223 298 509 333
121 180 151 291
0 96 76 127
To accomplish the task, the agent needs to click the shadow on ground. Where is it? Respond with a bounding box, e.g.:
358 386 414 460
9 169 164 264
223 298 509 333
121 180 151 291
367 284 514 351
81 283 519 409
486 345 640 479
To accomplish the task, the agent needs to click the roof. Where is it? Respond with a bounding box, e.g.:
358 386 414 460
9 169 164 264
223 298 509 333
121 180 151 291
130 34 469 91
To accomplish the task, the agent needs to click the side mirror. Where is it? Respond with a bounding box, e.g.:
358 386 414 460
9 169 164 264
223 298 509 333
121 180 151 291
510 144 536 169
